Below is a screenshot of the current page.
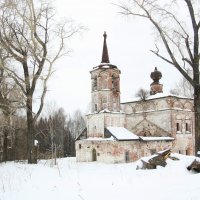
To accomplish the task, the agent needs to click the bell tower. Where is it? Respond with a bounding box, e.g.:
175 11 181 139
90 32 121 113
86 32 126 138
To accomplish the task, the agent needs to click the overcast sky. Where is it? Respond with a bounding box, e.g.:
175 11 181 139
45 0 182 115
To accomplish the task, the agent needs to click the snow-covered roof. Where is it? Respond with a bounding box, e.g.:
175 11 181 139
99 109 125 114
85 137 114 141
148 92 193 100
92 63 117 70
106 127 139 140
121 92 193 104
86 109 125 115
140 136 174 141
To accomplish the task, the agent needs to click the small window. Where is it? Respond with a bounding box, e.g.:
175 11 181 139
95 104 97 111
125 151 130 162
79 144 81 149
186 123 189 131
186 149 190 155
176 123 180 131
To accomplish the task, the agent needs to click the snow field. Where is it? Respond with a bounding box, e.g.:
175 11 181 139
0 154 200 200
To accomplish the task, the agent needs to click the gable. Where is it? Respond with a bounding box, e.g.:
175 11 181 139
132 119 169 137
75 128 87 140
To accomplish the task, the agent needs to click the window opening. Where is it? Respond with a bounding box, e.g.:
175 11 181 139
186 123 189 131
95 104 97 111
93 76 97 91
92 149 97 161
125 151 130 162
176 123 180 131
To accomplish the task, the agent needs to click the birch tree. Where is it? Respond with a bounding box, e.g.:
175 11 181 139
0 0 80 163
118 0 200 155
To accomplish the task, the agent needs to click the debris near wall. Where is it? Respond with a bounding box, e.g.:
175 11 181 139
140 159 156 169
137 149 171 170
187 159 200 173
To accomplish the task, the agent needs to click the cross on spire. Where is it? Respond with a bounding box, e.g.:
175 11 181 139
101 31 110 63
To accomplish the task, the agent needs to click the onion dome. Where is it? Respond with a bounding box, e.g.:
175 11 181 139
150 67 162 84
150 67 163 95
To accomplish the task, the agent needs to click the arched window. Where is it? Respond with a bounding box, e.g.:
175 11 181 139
92 149 97 161
101 73 109 89
112 74 118 91
186 123 190 132
92 76 97 91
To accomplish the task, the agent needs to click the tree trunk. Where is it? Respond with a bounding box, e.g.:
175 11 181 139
3 131 8 162
26 96 36 164
2 113 12 162
194 85 200 155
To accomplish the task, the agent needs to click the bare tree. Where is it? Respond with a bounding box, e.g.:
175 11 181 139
135 88 149 101
0 0 81 163
35 108 84 159
118 0 200 155
49 108 66 161
66 110 86 156
0 50 24 162
72 110 86 138
170 68 193 98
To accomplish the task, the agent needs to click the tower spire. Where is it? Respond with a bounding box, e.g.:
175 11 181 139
101 32 110 63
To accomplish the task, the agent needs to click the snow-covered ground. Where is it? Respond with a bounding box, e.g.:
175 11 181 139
1 154 200 200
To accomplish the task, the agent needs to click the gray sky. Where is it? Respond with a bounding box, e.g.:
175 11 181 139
46 0 182 114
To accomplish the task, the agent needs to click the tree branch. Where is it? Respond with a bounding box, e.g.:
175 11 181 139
150 47 173 65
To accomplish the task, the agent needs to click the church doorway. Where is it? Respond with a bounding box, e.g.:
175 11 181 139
125 151 130 162
92 149 97 161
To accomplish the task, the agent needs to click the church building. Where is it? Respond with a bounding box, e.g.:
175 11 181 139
75 32 194 163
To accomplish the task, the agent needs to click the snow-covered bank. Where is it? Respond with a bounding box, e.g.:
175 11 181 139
0 154 200 200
